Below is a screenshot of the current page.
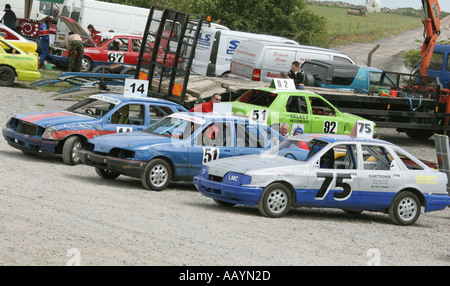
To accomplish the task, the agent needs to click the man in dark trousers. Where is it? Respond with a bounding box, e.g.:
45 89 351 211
287 61 305 89
1 4 16 31
66 32 84 72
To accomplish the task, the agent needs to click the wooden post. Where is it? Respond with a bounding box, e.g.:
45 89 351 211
368 44 380 66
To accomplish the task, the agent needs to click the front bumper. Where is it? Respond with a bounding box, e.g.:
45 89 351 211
2 127 57 154
79 150 146 178
193 175 263 206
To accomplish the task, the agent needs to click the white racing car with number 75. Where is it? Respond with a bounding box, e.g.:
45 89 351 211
194 132 450 225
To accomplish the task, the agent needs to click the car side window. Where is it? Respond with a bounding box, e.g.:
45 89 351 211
149 105 176 125
111 104 144 125
310 97 336 116
235 123 268 148
286 96 307 114
392 149 424 170
318 144 356 169
331 68 357 86
197 122 231 147
361 145 392 171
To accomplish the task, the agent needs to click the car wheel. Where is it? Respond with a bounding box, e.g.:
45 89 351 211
141 158 171 191
81 56 93 72
95 167 120 180
62 136 84 165
257 183 291 218
405 129 434 141
388 191 421 226
213 199 236 207
0 66 16 87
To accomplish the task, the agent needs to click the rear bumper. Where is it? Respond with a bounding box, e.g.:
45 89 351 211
424 193 450 212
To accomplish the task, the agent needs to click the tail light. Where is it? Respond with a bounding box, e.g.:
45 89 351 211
252 69 261 81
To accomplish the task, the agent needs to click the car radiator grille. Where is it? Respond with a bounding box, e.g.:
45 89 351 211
18 121 39 136
209 175 223 182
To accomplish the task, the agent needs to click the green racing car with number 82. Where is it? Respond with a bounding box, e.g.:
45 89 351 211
231 79 371 136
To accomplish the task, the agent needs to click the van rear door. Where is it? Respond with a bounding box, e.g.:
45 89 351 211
260 47 296 82
230 41 263 80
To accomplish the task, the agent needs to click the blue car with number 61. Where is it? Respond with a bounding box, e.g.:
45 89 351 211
79 113 283 191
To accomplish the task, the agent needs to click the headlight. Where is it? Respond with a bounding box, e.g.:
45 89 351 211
41 127 55 139
199 166 209 178
223 172 252 185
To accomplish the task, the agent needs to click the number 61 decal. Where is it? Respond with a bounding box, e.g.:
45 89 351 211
315 172 353 201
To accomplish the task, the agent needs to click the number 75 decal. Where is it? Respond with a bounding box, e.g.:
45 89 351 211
315 172 353 201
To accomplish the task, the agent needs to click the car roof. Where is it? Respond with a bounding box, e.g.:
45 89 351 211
302 59 382 71
180 112 260 123
305 133 393 145
89 94 184 106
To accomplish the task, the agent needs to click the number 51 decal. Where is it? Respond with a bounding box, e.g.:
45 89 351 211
315 172 353 201
203 147 220 164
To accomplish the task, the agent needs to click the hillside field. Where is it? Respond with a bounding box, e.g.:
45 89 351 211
307 5 423 47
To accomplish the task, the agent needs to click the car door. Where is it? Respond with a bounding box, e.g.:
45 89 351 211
188 120 234 176
104 37 130 65
282 95 312 134
102 103 147 134
309 96 345 134
357 144 406 211
234 122 273 156
306 143 361 209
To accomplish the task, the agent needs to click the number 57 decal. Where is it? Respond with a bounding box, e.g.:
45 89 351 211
315 172 353 201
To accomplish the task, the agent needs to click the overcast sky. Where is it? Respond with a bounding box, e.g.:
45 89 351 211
314 0 450 13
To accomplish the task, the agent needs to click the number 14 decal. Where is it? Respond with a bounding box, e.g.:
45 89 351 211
315 172 353 201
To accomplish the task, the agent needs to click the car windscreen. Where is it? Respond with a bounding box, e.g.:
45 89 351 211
263 137 318 161
143 116 201 139
237 90 278 108
66 97 118 118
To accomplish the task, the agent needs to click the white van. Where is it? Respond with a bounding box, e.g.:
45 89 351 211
193 27 298 77
230 41 355 82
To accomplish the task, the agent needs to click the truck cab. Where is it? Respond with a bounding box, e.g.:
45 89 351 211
427 44 450 89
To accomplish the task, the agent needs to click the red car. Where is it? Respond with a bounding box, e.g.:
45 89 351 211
48 32 177 73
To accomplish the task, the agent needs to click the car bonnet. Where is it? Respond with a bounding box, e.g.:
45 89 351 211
205 154 307 178
15 111 93 127
89 131 175 153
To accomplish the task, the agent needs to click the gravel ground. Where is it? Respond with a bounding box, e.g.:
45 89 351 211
0 86 448 267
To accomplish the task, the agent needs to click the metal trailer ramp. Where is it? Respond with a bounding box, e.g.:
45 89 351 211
134 5 203 107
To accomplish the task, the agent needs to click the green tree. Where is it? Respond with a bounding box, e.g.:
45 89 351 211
102 0 327 46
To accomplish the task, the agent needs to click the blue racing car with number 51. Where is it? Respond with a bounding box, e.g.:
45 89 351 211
194 134 450 225
79 113 283 191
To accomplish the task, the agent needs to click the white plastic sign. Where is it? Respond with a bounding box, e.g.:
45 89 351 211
270 78 296 90
124 78 148 98
350 120 374 138
249 109 268 125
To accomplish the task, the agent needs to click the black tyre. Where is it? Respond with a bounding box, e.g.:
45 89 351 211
141 158 171 191
120 67 137 75
0 66 16 86
95 167 120 180
62 136 84 165
388 191 421 226
81 56 93 72
91 65 113 74
213 199 236 207
257 183 291 218
405 129 434 141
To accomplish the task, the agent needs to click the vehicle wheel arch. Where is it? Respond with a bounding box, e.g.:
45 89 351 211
149 155 175 176
56 134 88 154
0 64 17 75
393 188 425 207
266 180 296 206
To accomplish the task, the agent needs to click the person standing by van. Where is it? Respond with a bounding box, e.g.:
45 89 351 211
287 61 305 89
